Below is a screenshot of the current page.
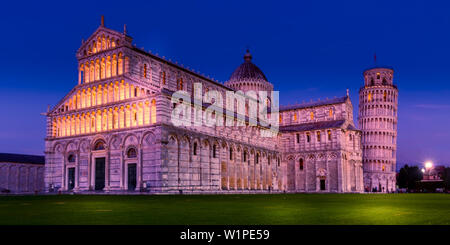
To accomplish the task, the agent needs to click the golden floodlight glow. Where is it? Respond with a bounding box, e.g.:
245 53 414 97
425 161 433 169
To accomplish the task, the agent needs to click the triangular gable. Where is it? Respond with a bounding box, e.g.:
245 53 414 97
76 25 132 57
49 86 80 114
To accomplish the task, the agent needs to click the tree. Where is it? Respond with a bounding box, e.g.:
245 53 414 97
397 166 408 188
397 165 423 191
442 167 450 191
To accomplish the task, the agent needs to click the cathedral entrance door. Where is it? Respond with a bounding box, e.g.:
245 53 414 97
68 167 75 191
320 179 326 191
95 157 105 191
128 163 137 191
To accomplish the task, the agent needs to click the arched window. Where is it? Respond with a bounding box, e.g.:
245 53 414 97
79 65 84 84
161 71 166 85
293 113 297 122
229 147 233 160
151 99 156 124
316 131 321 142
368 92 372 102
299 158 304 170
306 132 311 143
244 151 247 162
143 64 147 78
310 111 314 120
68 154 76 163
329 108 333 118
193 142 198 156
127 148 137 158
256 153 259 164
178 78 183 90
383 91 387 102
94 140 105 150
327 130 332 141
213 144 217 158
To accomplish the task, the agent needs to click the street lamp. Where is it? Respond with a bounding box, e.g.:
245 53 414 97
423 161 434 181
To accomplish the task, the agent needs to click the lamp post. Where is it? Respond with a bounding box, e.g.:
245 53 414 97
424 161 433 180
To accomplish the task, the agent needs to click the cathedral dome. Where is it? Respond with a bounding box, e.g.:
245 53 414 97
228 50 268 82
225 50 273 92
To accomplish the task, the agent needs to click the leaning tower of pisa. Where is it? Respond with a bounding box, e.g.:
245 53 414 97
359 67 398 192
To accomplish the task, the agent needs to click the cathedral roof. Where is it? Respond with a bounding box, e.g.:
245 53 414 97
0 153 45 165
132 48 233 91
228 50 268 82
280 120 359 132
280 120 347 132
279 96 348 111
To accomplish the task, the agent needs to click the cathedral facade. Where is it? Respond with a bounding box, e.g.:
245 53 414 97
44 19 396 194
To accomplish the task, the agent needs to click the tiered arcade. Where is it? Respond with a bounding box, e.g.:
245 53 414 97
359 67 398 192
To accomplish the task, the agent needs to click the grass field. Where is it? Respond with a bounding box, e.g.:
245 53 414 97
0 194 449 225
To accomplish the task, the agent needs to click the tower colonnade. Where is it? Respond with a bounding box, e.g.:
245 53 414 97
359 67 398 192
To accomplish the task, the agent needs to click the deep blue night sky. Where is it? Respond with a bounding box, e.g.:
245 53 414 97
1 0 449 168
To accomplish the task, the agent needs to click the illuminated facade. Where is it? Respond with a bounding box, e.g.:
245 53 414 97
44 18 364 193
359 67 398 192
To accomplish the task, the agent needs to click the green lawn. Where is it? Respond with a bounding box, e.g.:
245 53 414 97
0 194 449 225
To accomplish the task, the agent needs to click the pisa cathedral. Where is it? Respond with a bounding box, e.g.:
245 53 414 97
44 18 398 194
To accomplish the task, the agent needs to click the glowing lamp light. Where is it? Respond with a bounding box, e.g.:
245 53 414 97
425 161 433 169
421 168 425 173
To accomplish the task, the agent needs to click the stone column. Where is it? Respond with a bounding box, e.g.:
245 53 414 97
119 146 124 190
89 152 93 190
304 156 307 191
326 155 330 191
75 151 80 191
34 165 38 192
112 84 115 103
61 156 66 191
93 62 97 82
16 166 20 193
137 144 142 191
105 149 110 191
6 165 10 191
129 84 132 99
25 167 29 192
337 153 343 192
